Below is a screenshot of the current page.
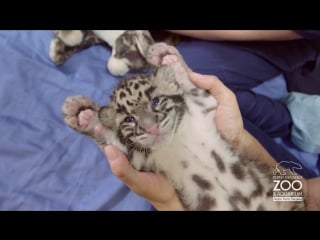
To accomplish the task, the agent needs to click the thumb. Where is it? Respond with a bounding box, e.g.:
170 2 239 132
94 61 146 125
104 145 137 183
104 146 181 208
189 72 233 101
104 145 155 195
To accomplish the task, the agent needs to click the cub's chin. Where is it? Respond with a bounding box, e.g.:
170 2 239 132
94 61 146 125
147 129 176 150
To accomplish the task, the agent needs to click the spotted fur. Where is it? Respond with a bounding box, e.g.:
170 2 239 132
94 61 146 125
50 30 184 76
62 43 306 210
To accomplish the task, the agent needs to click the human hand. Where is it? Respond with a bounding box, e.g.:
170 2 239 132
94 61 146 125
190 72 320 211
104 145 184 210
189 72 245 148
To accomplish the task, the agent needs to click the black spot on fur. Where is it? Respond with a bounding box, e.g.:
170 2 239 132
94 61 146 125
145 86 155 100
119 92 126 99
193 100 205 107
181 161 189 168
197 194 216 210
126 87 132 96
192 174 212 190
160 98 167 106
190 88 199 96
127 143 151 159
134 83 139 90
202 106 216 114
126 100 133 106
229 190 250 209
165 107 173 113
175 188 190 210
162 118 170 128
266 188 273 198
168 95 184 104
231 162 245 180
248 170 264 198
211 150 225 172
140 80 148 85
116 104 129 115
257 204 265 211
252 182 263 197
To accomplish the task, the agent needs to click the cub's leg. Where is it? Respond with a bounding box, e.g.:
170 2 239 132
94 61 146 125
146 42 190 71
62 96 109 147
49 30 102 65
147 42 207 94
147 42 218 116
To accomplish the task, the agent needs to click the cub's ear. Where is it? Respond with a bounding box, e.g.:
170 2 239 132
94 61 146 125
98 106 116 130
134 30 155 57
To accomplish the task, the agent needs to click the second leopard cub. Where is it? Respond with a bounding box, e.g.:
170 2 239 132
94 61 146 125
62 43 305 210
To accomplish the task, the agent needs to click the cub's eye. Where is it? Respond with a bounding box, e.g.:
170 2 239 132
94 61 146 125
124 116 135 123
151 97 160 108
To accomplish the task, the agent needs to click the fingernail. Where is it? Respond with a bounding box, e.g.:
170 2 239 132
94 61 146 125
105 146 118 161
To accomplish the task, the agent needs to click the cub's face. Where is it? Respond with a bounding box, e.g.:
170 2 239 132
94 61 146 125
104 72 185 151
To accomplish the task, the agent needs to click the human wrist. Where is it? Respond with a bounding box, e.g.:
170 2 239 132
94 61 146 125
226 128 249 154
301 178 309 204
229 129 277 167
302 177 320 210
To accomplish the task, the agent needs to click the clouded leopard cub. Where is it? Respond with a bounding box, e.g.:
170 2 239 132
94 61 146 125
62 43 305 210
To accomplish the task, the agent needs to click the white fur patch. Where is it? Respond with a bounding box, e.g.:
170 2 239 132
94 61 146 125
49 38 59 62
107 55 130 76
58 30 83 47
49 38 60 63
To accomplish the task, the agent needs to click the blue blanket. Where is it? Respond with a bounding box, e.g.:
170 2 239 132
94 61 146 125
0 30 318 210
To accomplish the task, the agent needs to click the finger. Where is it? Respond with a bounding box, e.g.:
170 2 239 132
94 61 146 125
189 72 234 101
104 145 156 194
105 145 139 183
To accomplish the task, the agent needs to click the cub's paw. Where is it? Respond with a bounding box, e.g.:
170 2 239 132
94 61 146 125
62 96 103 136
49 30 84 65
49 37 69 64
146 42 179 66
